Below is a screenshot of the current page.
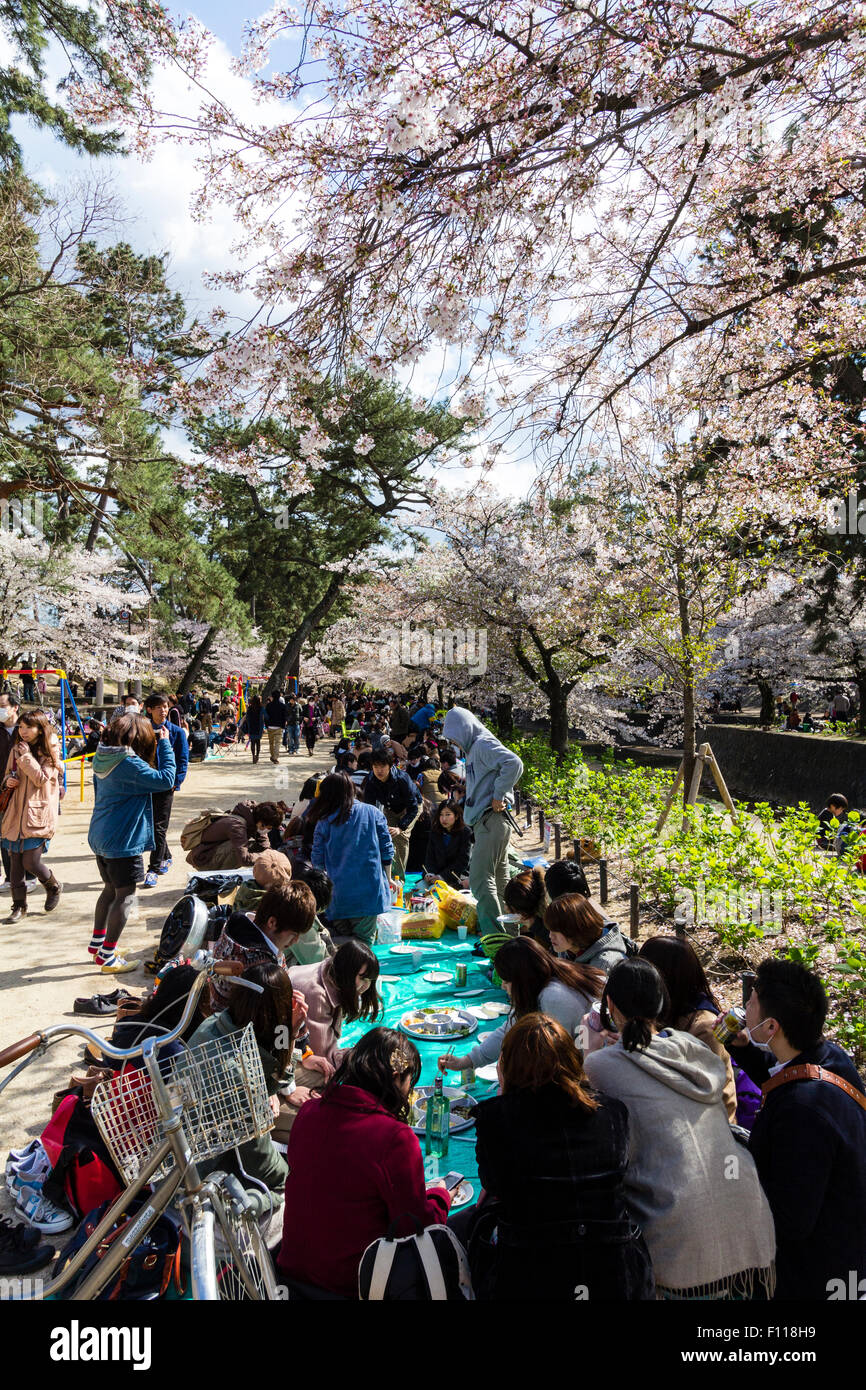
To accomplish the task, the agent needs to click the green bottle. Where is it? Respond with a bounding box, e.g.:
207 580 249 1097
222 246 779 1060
425 1072 450 1158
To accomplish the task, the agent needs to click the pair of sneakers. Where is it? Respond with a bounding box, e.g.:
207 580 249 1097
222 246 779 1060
142 858 172 889
86 934 138 974
5 1142 73 1235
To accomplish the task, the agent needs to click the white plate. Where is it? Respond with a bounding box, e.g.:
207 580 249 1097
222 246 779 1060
450 1180 475 1209
474 1064 499 1083
467 1003 500 1020
379 974 400 983
423 970 452 984
389 943 416 955
489 1002 510 1016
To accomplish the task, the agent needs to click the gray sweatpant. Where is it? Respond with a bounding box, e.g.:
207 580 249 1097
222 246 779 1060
468 809 512 938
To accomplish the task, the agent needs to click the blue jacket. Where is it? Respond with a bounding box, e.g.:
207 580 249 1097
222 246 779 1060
441 708 523 828
409 702 436 733
154 719 188 789
88 740 176 858
311 800 393 920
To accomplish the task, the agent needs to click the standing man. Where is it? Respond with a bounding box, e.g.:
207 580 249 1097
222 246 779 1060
441 707 523 937
389 697 410 745
283 694 300 754
265 690 287 764
142 692 189 887
361 748 423 882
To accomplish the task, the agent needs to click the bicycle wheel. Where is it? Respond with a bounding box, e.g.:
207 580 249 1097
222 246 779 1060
190 1190 279 1301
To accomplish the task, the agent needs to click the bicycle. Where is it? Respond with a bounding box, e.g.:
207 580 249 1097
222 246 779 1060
0 952 280 1301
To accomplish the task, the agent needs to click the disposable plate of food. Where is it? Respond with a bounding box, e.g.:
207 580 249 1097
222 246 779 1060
449 1179 475 1209
399 1007 478 1041
408 1086 478 1134
422 970 452 985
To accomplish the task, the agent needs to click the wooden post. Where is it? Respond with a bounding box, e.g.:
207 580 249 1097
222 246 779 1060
705 748 739 822
514 789 521 813
599 859 608 904
654 761 685 835
629 883 639 940
680 743 709 832
525 800 533 829
537 809 545 840
553 823 562 860
573 838 582 864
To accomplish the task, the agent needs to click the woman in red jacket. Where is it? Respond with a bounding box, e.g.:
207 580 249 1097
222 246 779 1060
277 1027 451 1298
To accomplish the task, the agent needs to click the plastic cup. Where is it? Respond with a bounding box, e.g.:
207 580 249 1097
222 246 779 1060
411 950 423 970
457 922 468 942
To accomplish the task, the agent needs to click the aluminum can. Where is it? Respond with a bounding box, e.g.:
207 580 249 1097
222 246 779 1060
455 963 467 988
713 1006 747 1045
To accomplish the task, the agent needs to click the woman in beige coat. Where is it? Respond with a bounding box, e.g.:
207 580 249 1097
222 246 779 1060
1 710 63 922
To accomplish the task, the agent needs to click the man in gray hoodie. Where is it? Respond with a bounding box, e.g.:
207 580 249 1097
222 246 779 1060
442 707 524 936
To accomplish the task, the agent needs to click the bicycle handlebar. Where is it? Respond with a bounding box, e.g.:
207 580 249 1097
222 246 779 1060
0 951 262 1071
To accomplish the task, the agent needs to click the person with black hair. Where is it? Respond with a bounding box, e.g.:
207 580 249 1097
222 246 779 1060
241 693 266 764
423 800 473 889
503 867 551 949
439 936 603 1074
289 939 381 1069
361 750 424 885
276 1028 451 1298
638 935 737 1123
817 793 848 850
720 957 866 1300
142 693 189 887
583 958 775 1299
309 773 396 942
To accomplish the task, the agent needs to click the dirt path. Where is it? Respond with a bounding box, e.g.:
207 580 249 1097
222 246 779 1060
0 740 335 1159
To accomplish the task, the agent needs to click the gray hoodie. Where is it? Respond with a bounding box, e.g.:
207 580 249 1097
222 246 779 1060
441 708 523 828
577 922 628 975
585 1031 775 1293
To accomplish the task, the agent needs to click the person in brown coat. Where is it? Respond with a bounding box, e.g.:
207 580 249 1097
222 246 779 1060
185 800 284 870
1 710 63 921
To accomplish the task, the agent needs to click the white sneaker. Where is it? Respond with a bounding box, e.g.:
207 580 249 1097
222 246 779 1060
12 1180 74 1233
5 1145 49 1194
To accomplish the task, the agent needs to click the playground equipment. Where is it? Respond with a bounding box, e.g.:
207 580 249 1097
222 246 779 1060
0 667 87 763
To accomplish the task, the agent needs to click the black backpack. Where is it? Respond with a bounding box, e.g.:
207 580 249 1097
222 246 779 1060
358 1218 474 1301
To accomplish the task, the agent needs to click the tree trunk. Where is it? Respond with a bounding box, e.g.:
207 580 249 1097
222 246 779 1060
496 692 514 739
177 624 217 697
855 669 866 737
264 571 344 698
757 678 775 725
682 679 696 809
84 464 114 553
548 685 569 761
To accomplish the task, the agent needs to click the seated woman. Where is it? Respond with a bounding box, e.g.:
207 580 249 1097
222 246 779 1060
544 892 629 975
638 935 738 1124
188 962 296 1236
439 936 604 1076
583 958 776 1299
502 867 551 950
465 1013 654 1301
289 938 381 1069
423 800 472 889
276 1028 451 1298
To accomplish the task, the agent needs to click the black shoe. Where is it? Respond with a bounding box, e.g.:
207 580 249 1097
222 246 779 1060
0 1215 55 1276
73 994 118 1016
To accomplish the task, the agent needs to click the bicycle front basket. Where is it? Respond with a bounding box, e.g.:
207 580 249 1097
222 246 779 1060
91 1023 274 1183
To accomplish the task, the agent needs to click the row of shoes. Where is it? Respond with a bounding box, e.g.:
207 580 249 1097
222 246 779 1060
5 1140 74 1234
